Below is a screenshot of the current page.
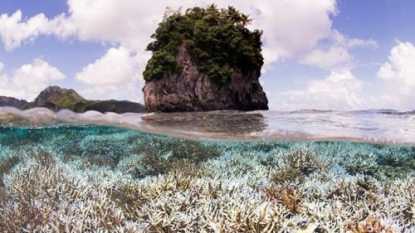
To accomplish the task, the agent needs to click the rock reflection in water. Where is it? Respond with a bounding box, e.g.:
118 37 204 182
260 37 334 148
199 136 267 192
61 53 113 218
142 110 266 135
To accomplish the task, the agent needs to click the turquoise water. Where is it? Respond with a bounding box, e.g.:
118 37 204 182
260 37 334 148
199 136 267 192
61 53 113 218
0 108 415 232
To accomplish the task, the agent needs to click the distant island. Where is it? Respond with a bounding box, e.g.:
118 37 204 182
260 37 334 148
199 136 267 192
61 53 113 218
0 86 146 113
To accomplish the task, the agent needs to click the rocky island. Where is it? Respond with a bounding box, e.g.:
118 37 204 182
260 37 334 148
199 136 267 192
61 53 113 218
142 5 268 112
0 86 145 113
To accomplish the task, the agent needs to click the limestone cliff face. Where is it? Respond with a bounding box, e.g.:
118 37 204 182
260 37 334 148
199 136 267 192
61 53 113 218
143 45 268 112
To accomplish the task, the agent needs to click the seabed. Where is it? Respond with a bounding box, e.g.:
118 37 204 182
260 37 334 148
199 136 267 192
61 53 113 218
0 125 414 232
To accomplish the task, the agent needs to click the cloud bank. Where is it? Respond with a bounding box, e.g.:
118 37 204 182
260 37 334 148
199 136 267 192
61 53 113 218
2 0 413 111
273 41 415 111
375 41 415 110
0 59 65 100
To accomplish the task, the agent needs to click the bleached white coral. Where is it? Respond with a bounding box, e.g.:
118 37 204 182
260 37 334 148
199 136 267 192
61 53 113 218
1 129 414 232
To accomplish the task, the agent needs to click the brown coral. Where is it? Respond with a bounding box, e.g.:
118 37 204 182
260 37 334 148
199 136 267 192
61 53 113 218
264 185 302 215
346 216 393 233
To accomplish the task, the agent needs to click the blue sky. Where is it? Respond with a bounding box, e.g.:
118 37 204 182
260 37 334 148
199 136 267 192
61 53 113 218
1 0 415 111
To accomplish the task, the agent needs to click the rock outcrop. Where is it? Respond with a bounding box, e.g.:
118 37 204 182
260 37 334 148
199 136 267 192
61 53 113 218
143 45 268 112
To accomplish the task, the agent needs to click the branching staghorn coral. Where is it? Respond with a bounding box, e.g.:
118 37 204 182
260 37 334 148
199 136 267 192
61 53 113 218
0 155 21 204
120 137 222 178
0 155 20 186
1 129 415 232
283 148 328 175
269 147 328 185
79 132 131 164
0 158 134 232
380 175 415 228
338 151 378 175
271 167 305 184
106 171 287 232
263 185 303 215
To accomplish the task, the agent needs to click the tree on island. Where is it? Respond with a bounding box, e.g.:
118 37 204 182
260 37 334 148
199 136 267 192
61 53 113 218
143 4 264 85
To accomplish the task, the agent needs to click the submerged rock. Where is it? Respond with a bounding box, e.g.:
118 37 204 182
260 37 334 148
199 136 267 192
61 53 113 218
143 45 268 112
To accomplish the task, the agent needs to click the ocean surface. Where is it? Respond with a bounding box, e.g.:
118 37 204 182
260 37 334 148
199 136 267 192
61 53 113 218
0 107 414 232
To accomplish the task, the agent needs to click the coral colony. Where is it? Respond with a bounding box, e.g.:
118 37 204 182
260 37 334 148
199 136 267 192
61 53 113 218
0 125 414 232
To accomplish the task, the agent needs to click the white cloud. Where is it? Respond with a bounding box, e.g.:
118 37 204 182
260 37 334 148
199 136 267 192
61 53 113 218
374 41 415 110
62 0 333 57
252 0 337 65
75 46 141 101
63 0 158 50
0 0 377 70
0 59 65 100
0 1 355 66
300 30 377 69
0 10 70 51
377 41 415 86
61 0 359 73
65 0 333 67
273 41 415 111
274 69 366 110
277 70 363 110
13 58 65 87
78 83 142 102
0 62 3 71
301 46 352 70
329 30 377 49
75 47 137 85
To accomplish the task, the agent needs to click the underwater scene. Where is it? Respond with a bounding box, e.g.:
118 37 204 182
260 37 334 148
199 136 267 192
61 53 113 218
0 108 415 232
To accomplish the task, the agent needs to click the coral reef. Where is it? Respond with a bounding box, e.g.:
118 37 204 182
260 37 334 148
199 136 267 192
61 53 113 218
271 167 305 184
0 160 131 232
281 147 328 175
264 185 303 215
0 125 414 232
121 137 222 177
339 151 378 175
346 216 393 233
0 155 21 203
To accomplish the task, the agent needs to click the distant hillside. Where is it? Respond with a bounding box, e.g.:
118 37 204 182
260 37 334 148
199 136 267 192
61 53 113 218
0 96 28 108
1 86 146 113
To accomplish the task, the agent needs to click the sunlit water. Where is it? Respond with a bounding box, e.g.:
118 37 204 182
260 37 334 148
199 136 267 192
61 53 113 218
0 107 414 232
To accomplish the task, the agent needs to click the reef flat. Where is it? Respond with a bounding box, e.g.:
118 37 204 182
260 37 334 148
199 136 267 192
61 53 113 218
0 125 414 232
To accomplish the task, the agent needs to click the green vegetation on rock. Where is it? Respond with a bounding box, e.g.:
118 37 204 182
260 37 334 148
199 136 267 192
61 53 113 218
143 4 264 84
